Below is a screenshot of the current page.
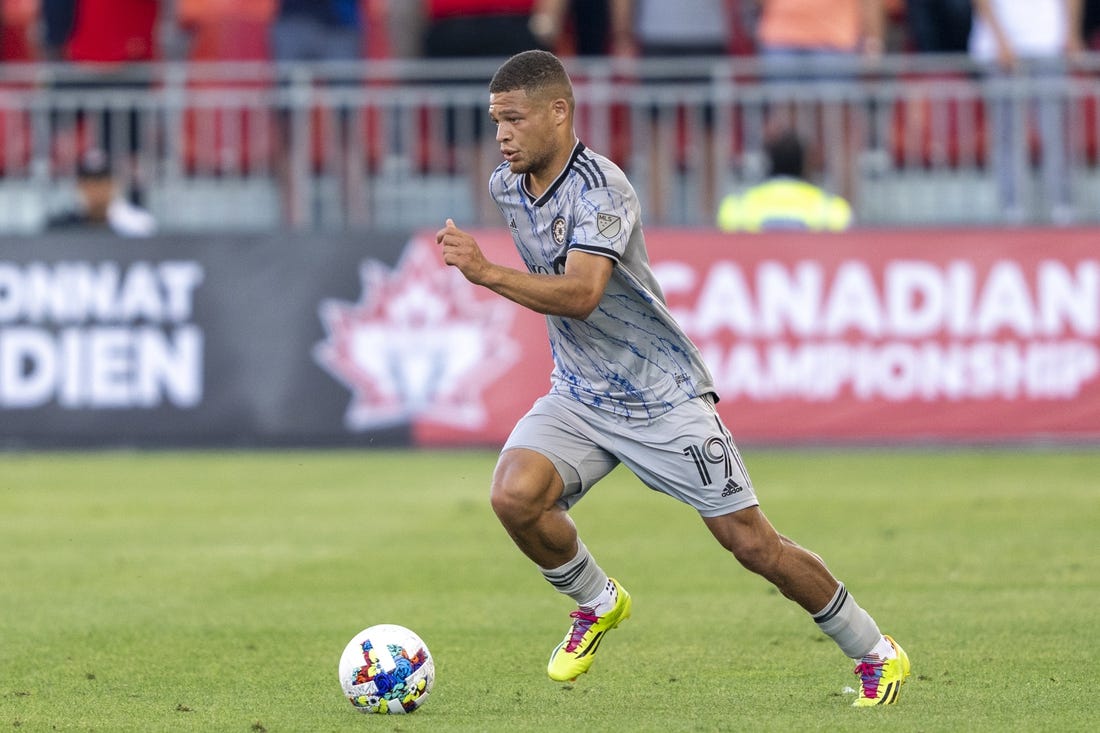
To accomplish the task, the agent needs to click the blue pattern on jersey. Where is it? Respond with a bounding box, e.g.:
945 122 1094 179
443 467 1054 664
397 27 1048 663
490 141 715 419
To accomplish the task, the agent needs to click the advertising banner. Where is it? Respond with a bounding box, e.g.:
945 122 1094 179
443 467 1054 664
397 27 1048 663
2 228 1098 447
654 228 1100 443
0 232 412 447
394 227 1100 445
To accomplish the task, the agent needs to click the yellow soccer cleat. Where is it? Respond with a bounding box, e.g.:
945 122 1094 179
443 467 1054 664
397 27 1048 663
852 635 911 706
547 578 632 682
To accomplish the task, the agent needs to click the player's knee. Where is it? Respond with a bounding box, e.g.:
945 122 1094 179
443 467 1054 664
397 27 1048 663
714 514 783 576
706 508 783 576
729 533 781 577
489 479 530 526
489 449 561 529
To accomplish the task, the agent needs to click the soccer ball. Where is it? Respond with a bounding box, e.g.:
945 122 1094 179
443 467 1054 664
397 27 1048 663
338 624 435 714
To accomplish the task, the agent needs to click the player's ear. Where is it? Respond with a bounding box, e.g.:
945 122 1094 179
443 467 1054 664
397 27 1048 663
551 98 569 124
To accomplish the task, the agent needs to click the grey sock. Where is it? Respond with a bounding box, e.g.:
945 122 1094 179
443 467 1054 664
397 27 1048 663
812 583 882 659
539 539 609 607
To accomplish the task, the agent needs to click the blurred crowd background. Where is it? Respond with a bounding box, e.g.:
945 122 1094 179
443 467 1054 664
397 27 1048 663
1 0 1099 234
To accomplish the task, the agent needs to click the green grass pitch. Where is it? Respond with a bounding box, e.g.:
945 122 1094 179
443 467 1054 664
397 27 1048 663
1 448 1097 732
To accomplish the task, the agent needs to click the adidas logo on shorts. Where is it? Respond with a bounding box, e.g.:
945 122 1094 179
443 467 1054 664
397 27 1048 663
721 479 744 497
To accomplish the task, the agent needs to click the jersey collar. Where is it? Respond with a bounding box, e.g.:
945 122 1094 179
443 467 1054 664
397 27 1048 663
522 139 585 207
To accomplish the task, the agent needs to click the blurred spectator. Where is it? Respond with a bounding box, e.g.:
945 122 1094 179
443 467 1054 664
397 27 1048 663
422 0 540 58
616 0 733 222
271 0 363 63
626 0 731 58
529 0 623 56
43 0 159 206
904 0 972 53
173 0 276 184
969 0 1083 225
717 127 852 232
46 148 157 236
43 0 158 63
753 0 886 206
1082 0 1100 48
177 0 275 61
755 0 886 63
1 0 39 61
419 1 544 140
265 1 365 226
387 0 425 58
420 0 543 219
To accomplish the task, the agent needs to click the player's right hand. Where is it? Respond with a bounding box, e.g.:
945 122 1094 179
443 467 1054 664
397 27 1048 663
436 218 490 285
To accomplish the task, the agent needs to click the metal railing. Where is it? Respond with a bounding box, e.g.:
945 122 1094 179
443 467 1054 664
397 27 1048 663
0 53 1098 233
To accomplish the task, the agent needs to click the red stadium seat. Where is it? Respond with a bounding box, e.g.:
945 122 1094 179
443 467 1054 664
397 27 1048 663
891 72 988 168
0 102 32 175
1073 73 1099 165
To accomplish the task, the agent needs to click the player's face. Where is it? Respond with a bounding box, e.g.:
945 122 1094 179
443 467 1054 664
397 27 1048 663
489 89 559 176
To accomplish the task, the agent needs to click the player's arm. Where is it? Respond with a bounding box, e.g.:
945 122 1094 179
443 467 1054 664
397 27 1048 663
436 218 613 320
972 0 1016 70
859 0 886 57
1064 0 1084 56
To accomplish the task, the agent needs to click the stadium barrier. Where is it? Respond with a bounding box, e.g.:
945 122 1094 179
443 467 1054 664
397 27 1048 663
2 227 1098 448
0 54 1099 232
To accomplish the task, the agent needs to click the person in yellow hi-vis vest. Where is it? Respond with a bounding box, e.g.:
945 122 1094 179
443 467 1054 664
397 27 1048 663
717 129 852 232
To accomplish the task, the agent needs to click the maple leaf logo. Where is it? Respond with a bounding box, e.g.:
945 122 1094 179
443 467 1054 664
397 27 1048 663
314 236 520 430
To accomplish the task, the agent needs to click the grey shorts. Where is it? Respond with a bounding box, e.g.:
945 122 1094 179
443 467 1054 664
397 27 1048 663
502 394 760 518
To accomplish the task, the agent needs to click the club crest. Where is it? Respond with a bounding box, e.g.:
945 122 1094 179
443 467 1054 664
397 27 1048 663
551 216 567 246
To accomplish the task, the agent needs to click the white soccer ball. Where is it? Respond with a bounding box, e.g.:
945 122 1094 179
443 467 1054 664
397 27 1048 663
338 624 435 714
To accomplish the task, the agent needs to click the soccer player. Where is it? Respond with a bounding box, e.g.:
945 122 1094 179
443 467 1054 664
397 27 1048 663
435 49 909 706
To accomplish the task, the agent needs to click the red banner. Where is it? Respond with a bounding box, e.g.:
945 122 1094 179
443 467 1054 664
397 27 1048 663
406 228 1100 446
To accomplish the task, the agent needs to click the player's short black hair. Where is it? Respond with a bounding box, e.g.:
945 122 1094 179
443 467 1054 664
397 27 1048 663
489 49 574 107
765 129 806 178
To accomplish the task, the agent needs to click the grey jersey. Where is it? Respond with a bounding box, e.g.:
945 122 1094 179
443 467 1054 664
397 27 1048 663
489 141 716 419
